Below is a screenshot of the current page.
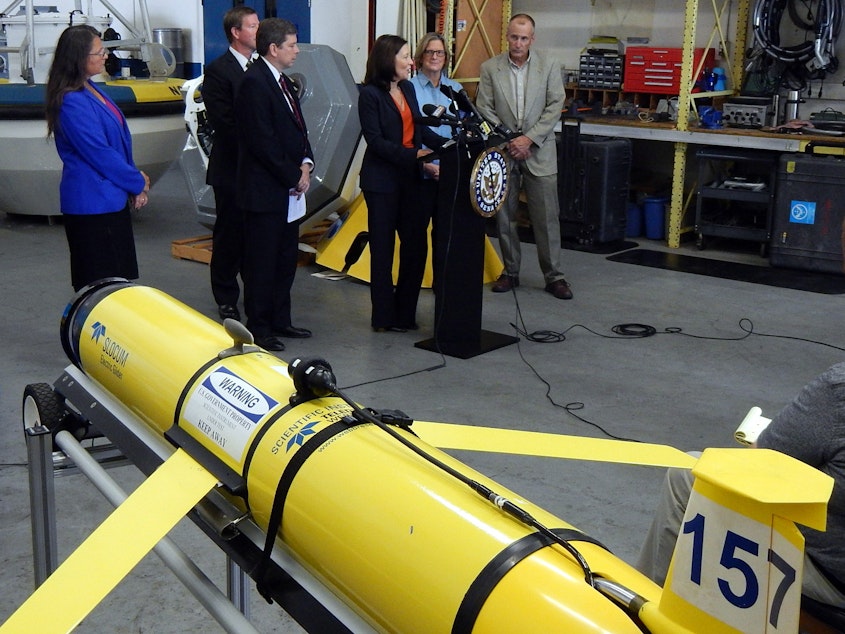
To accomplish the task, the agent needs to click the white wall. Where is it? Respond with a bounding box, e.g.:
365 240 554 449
311 0 372 81
311 0 403 80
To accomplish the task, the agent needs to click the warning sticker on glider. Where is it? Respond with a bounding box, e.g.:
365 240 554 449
182 366 278 461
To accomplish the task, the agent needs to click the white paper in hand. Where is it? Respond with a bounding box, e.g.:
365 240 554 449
288 190 306 223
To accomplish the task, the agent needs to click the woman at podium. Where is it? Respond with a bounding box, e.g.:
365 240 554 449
358 34 447 332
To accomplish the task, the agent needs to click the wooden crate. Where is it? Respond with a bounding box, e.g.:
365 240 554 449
172 220 333 267
171 235 213 264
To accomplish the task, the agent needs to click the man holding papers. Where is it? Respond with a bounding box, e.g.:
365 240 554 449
235 17 314 351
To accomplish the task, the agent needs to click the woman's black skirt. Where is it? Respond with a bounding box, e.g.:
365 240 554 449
64 205 139 291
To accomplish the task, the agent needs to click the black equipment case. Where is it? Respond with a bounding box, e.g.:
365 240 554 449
558 119 632 245
770 142 845 274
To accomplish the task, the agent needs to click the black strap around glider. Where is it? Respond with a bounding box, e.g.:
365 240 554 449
451 528 609 634
253 421 351 602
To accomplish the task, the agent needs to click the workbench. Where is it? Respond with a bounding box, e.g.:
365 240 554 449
560 116 844 246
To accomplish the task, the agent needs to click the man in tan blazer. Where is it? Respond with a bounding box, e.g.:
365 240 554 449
476 13 571 299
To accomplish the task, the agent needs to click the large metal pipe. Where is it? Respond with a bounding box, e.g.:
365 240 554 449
59 278 661 633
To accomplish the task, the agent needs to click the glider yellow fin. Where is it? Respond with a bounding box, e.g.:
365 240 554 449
1 449 218 634
659 448 833 634
413 421 697 469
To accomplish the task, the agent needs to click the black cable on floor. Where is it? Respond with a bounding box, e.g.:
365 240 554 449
506 288 642 441
512 334 642 442
505 284 845 441
344 280 845 433
340 357 446 391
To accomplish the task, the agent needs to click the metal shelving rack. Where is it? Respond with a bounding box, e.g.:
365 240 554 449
666 0 751 247
693 146 777 254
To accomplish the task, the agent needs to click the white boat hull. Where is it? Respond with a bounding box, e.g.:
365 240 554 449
0 114 186 216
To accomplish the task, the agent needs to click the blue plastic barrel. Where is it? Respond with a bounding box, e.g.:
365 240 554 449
626 202 642 238
643 196 668 240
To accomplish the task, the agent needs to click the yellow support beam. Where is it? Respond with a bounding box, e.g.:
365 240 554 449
667 0 701 247
732 0 751 91
667 0 749 248
670 142 690 248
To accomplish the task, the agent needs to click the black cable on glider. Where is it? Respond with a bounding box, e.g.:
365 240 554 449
286 357 597 588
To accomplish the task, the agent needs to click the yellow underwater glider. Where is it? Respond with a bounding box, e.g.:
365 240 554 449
2 279 836 633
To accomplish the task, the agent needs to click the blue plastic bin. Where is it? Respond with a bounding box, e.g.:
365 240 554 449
626 202 642 238
643 196 668 240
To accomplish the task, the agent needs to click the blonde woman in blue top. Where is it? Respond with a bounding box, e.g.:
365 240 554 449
409 32 464 181
409 33 463 284
46 25 150 291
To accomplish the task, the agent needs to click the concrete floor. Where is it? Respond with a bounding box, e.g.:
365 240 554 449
2 161 844 633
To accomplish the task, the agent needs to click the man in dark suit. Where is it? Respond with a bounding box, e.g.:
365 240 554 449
234 18 314 352
203 6 258 322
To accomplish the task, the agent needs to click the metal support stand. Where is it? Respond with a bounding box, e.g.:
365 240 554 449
22 368 375 634
24 425 57 588
227 557 251 619
52 430 260 634
22 422 259 634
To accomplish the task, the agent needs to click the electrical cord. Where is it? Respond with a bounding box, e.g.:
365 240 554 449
511 334 643 442
344 309 844 440
505 282 845 441
504 288 643 441
340 359 446 390
345 269 845 432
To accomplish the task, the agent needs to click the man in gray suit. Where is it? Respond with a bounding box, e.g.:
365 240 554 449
476 13 571 299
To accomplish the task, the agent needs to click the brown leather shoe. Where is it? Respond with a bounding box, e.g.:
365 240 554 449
545 278 573 300
492 273 519 293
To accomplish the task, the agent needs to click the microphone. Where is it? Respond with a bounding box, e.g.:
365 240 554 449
440 84 469 114
414 115 463 128
415 116 448 127
422 103 460 122
456 88 493 136
341 231 369 274
490 122 517 142
440 85 516 141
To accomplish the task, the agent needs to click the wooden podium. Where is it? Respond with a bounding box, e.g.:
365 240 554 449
415 138 517 359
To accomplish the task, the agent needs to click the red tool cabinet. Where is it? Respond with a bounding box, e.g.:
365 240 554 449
624 47 716 94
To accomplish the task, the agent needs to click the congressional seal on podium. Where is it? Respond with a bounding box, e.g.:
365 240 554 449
470 147 509 217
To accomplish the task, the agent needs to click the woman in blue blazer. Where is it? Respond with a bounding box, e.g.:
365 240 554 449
359 34 446 332
46 25 150 291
